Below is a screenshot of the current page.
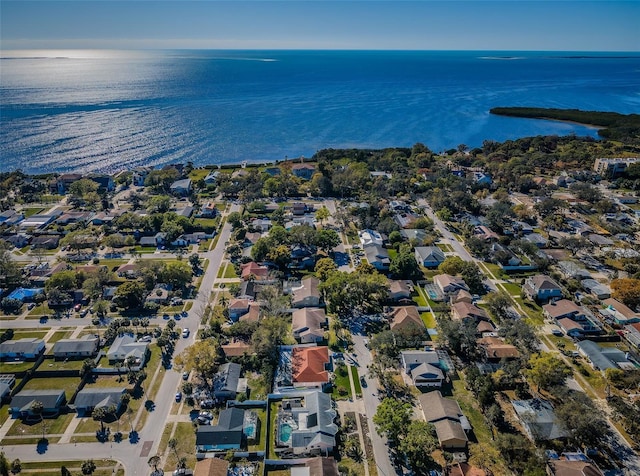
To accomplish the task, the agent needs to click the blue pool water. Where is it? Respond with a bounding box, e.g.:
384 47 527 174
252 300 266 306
427 289 438 300
279 423 293 444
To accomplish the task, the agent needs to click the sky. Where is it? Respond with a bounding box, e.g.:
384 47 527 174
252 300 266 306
1 0 639 51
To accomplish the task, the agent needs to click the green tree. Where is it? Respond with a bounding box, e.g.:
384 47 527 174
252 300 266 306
315 205 330 224
113 281 145 310
314 257 337 281
267 245 291 270
30 400 46 440
389 244 421 280
373 397 412 445
251 237 270 262
81 460 97 475
10 459 20 474
45 270 78 293
315 229 341 253
526 353 571 392
227 211 243 229
399 420 438 472
174 339 222 385
92 406 108 434
0 240 22 288
147 455 161 473
484 291 512 321
160 261 193 289
438 256 465 275
146 195 172 213
0 452 9 476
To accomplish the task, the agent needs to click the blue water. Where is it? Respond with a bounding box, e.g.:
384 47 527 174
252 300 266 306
279 422 292 444
1 50 639 174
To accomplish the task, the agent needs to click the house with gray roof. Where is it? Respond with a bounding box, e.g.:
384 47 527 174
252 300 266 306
292 308 327 344
419 391 469 450
401 350 445 389
581 279 611 300
0 338 45 361
107 334 149 365
414 246 446 268
291 276 322 308
212 362 247 401
523 274 563 303
275 391 338 457
576 340 636 372
10 389 66 418
74 387 126 416
170 178 192 196
196 407 247 452
364 244 390 271
52 335 99 360
511 399 567 441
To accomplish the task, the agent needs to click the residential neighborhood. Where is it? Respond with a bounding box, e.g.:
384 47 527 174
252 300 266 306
1 144 640 476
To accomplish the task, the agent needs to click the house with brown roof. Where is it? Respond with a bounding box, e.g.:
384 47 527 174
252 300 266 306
275 346 331 392
228 298 250 321
433 274 469 295
451 302 489 322
221 341 252 358
388 279 412 302
240 261 269 281
240 302 261 323
451 289 473 304
477 336 520 362
543 299 601 337
292 276 322 308
601 298 640 325
292 308 327 344
291 163 316 180
293 457 339 476
389 306 425 333
419 391 470 450
546 454 604 476
194 458 229 476
116 263 139 278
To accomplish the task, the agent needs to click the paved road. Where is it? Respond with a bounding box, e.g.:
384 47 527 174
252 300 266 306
1 204 239 475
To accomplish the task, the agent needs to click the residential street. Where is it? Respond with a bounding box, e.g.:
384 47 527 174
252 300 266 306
1 204 239 475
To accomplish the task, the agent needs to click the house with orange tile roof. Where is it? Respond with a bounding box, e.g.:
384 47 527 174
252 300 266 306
275 345 331 392
240 261 270 281
389 306 425 333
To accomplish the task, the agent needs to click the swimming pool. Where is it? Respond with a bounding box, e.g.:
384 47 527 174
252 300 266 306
245 423 255 438
279 423 293 444
427 289 438 300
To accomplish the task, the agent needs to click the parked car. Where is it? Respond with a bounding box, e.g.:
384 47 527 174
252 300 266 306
182 328 189 338
551 329 564 337
360 376 368 388
27 303 36 310
182 371 189 380
74 303 82 311
139 335 152 343
175 392 182 402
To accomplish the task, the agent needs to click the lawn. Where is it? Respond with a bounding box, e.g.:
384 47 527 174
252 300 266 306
223 263 238 278
84 374 130 389
0 360 38 373
39 358 85 371
5 412 74 439
502 282 522 296
46 331 74 343
248 408 268 451
22 207 44 218
350 366 362 397
22 376 81 396
420 312 437 329
19 460 123 476
161 422 197 472
13 330 48 339
268 401 280 459
332 364 352 400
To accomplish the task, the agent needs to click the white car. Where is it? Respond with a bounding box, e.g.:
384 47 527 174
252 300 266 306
182 328 189 338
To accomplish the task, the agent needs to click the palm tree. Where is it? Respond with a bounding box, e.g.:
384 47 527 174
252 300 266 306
168 437 179 461
81 459 96 475
92 406 108 434
132 317 140 335
30 400 45 440
141 317 150 334
148 455 162 474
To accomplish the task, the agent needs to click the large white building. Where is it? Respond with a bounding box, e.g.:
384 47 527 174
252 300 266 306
593 157 640 176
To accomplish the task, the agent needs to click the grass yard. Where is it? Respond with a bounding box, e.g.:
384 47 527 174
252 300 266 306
248 408 268 451
420 312 437 329
502 282 522 296
46 331 74 343
223 263 238 278
216 263 226 278
332 365 352 400
22 207 44 217
247 373 270 401
19 460 123 476
22 376 81 396
0 360 38 373
84 374 130 389
268 401 280 459
39 358 85 371
162 422 197 472
336 457 366 476
13 330 48 339
350 366 362 397
5 412 74 439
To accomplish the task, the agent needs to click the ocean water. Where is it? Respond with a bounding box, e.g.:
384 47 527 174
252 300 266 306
1 49 639 174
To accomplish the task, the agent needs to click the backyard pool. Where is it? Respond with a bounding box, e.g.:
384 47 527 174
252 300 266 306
427 289 438 300
279 423 293 444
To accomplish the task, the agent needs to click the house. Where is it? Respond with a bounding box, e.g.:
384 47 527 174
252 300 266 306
19 213 57 230
10 389 66 418
139 236 157 247
228 298 250 321
116 263 139 278
30 235 60 249
543 300 601 336
0 210 24 226
415 246 446 268
0 338 45 361
91 211 119 226
474 226 500 241
203 170 220 185
194 458 229 476
576 340 636 372
364 244 390 271
291 276 321 308
250 218 272 232
557 261 591 280
523 233 548 248
389 306 425 333
400 351 445 389
291 163 316 180
400 229 428 243
581 279 611 300
433 274 469 295
292 457 339 476
221 341 252 359
547 455 604 476
451 289 473 304
275 346 331 392
451 302 489 322
74 387 126 416
240 303 261 323
54 173 82 194
477 336 520 362
132 167 152 186
358 229 384 247
87 174 115 192
106 334 149 365
275 391 338 456
289 244 317 270
196 407 247 452
593 157 640 177
292 308 327 344
523 274 563 303
388 280 412 302
473 172 492 185
291 202 308 216
212 362 247 401
240 261 269 281
199 201 218 218
170 178 192 196
419 391 470 450
4 233 31 248
146 287 169 304
601 298 640 325
52 335 99 359
511 399 567 441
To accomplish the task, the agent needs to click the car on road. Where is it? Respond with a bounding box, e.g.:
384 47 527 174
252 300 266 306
175 392 182 402
363 338 369 348
360 376 367 388
182 328 190 338
182 371 189 380
181 311 188 318
551 329 564 337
